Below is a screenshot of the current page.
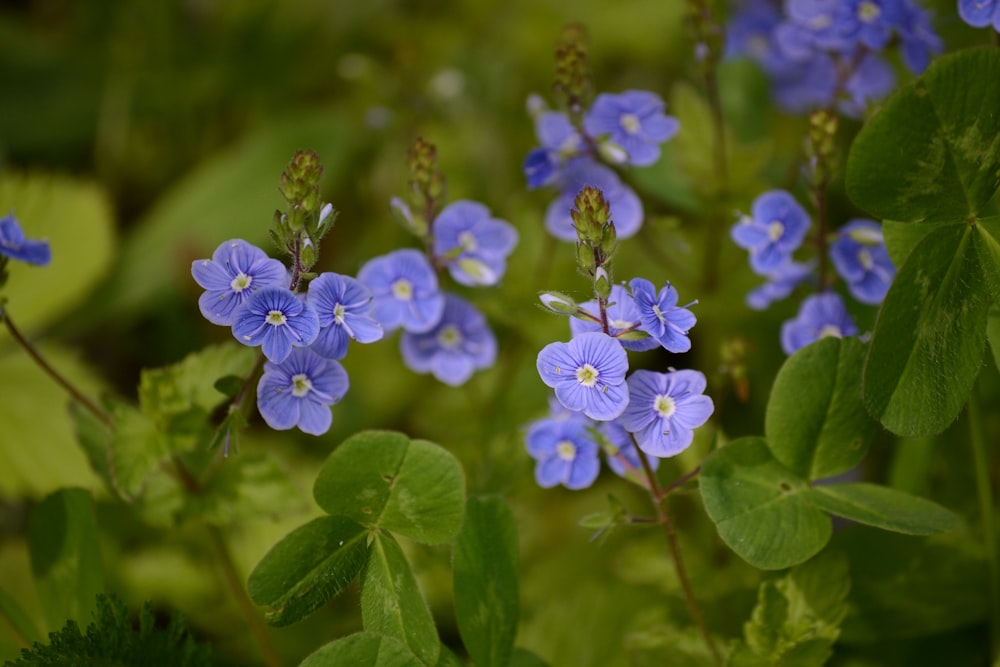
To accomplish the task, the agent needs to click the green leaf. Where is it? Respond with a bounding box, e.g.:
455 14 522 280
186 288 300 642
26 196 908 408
807 483 959 535
765 337 873 480
881 220 936 268
987 308 1000 373
434 644 465 667
181 454 306 526
27 488 103 631
298 632 423 667
846 49 1000 224
699 437 830 570
106 399 173 501
247 516 369 627
361 532 439 665
453 496 519 667
509 647 550 667
313 431 466 545
0 586 42 645
862 224 992 436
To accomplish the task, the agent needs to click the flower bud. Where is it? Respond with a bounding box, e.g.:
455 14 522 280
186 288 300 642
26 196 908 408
539 291 578 314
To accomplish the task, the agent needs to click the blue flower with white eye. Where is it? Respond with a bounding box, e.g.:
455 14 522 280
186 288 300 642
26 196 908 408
746 259 816 311
545 158 643 242
569 284 658 352
583 90 679 167
400 293 497 386
525 412 600 490
781 292 859 355
192 239 288 326
231 286 320 363
0 213 51 267
732 190 810 274
959 0 1000 31
829 219 895 305
621 369 714 458
629 277 697 354
537 331 629 421
306 272 383 360
257 347 349 435
357 249 445 334
433 200 518 287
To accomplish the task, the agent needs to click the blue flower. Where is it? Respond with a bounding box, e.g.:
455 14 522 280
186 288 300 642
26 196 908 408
569 284 659 352
433 200 519 286
192 239 288 326
781 292 859 355
306 272 383 359
732 190 810 274
231 286 320 363
840 54 896 118
829 219 895 305
897 2 943 73
629 277 697 354
621 369 714 457
357 249 445 333
524 111 584 189
725 3 789 73
400 293 497 386
256 348 349 435
746 260 816 311
545 158 643 241
0 213 51 267
959 0 1000 30
525 413 600 490
583 90 679 167
601 418 659 479
537 332 630 421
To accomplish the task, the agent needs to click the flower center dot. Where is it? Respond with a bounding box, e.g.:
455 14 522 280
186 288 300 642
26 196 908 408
291 373 313 398
333 303 346 325
556 440 576 461
437 324 463 349
576 363 599 387
458 230 478 252
392 279 413 301
767 220 785 242
818 324 843 339
266 310 287 326
610 318 632 330
858 1 881 22
654 394 676 418
620 113 641 135
231 272 252 293
858 248 874 270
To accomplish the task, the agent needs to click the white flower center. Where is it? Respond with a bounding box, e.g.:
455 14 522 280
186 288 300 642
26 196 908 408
231 272 252 293
458 230 478 252
620 113 641 135
767 220 785 242
556 440 576 461
576 363 599 387
808 13 833 30
858 248 874 271
610 318 632 329
652 304 667 323
266 310 287 326
818 324 843 339
392 279 413 301
333 302 346 325
437 324 462 349
291 373 312 398
654 394 676 418
858 1 881 22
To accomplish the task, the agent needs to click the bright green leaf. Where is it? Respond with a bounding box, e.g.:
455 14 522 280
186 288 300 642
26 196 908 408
765 337 873 480
313 431 466 545
181 454 306 526
361 532 439 665
247 516 369 627
807 483 959 535
453 496 519 667
106 399 173 501
27 489 103 631
298 632 423 667
699 437 830 570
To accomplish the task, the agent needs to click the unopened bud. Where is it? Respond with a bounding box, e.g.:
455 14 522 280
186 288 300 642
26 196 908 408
539 291 578 314
594 267 612 300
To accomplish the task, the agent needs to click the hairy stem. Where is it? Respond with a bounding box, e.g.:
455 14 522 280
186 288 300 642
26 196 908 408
968 394 1000 658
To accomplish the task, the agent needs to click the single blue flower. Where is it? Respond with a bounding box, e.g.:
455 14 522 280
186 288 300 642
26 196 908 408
433 200 518 286
0 213 51 267
192 239 288 326
231 286 320 363
840 53 896 118
629 277 697 354
621 369 714 458
306 272 383 360
725 3 789 72
357 249 446 333
569 284 659 352
583 90 679 167
897 2 943 73
732 190 810 274
959 0 1000 30
829 219 895 305
746 259 816 311
601 418 659 478
537 331 630 421
781 292 859 355
545 158 643 241
524 111 584 189
525 413 601 490
524 148 561 190
400 293 497 386
257 347 349 435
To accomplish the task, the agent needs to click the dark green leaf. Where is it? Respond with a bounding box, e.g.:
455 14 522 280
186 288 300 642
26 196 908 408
765 336 873 480
313 431 466 545
453 496 519 667
0 585 42 645
987 307 1000 373
247 516 369 627
807 483 959 535
509 647 550 667
298 632 423 667
360 532 439 665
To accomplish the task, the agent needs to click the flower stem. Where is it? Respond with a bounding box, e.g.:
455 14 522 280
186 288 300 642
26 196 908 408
1 307 112 427
968 392 1000 658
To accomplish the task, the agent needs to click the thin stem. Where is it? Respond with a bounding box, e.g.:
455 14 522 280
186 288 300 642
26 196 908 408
2 308 112 427
968 394 1000 658
662 465 701 497
813 184 830 291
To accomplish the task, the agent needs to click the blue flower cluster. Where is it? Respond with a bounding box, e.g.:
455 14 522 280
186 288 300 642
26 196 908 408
731 190 896 354
192 238 382 435
726 0 942 116
523 89 678 241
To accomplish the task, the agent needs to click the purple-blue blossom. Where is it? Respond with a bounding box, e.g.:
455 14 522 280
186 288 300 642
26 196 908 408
524 111 584 189
959 0 1000 31
732 190 810 274
583 90 679 167
231 286 320 363
781 292 859 355
256 347 349 435
0 213 51 267
629 277 697 354
433 200 518 286
537 331 630 421
192 239 288 326
525 413 601 490
601 418 659 479
400 293 497 386
545 158 643 241
306 272 383 360
357 249 445 333
621 369 714 458
829 219 895 305
569 284 658 352
746 260 816 311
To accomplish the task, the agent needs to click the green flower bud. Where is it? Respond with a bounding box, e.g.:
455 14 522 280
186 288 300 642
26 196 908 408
539 291 578 314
